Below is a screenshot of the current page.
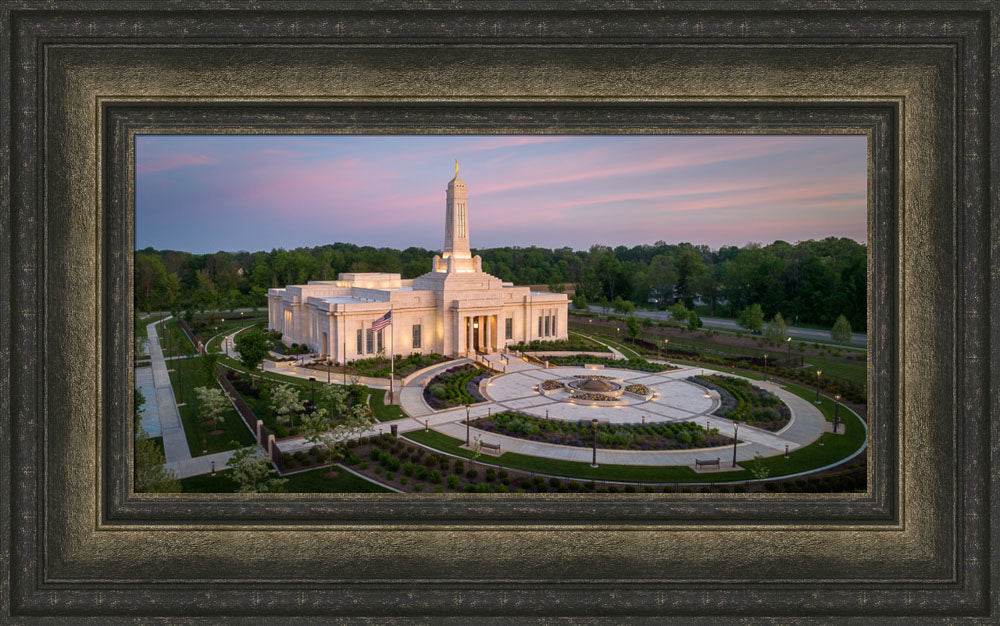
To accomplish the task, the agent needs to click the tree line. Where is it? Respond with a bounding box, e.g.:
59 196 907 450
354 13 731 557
135 237 866 331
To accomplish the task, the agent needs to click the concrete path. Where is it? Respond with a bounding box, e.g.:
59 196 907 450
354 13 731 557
165 449 238 479
383 361 833 467
146 317 192 464
134 365 161 438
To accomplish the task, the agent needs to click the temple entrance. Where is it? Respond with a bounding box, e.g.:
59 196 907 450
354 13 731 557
464 314 498 355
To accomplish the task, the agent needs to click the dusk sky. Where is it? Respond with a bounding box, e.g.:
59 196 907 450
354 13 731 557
136 134 866 254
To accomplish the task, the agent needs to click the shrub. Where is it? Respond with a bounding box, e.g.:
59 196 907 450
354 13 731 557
374 466 383 474
429 470 442 484
359 462 369 470
416 465 429 480
453 460 464 474
494 484 509 493
485 469 496 483
401 461 415 477
385 471 394 481
463 484 476 493
446 474 460 489
548 477 561 489
476 483 491 493
400 477 408 486
466 470 478 480
413 484 424 492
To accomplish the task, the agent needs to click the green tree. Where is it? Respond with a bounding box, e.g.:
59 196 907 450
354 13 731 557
317 383 350 417
764 313 788 346
674 249 707 308
686 310 702 331
831 314 853 342
225 444 287 493
198 352 219 383
301 404 377 478
571 293 589 310
611 296 634 315
134 387 146 432
737 303 765 332
668 301 689 325
134 430 181 493
749 452 771 480
625 316 641 338
270 384 305 427
234 327 270 372
194 386 229 431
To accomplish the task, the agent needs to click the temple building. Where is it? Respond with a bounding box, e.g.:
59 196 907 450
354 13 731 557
267 163 569 361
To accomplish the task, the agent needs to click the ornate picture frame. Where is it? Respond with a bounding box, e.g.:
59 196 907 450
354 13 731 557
1 2 996 620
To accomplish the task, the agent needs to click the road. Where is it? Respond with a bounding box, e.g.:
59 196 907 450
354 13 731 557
584 306 867 347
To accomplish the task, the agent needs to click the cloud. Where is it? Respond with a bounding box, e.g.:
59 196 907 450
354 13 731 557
136 153 217 174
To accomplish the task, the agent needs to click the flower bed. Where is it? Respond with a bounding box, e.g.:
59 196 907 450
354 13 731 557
423 365 491 410
691 374 791 431
545 355 677 373
625 384 649 395
569 392 618 402
345 352 450 378
470 411 732 450
540 379 563 390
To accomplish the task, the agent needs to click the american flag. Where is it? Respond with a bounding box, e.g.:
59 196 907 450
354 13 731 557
372 310 392 332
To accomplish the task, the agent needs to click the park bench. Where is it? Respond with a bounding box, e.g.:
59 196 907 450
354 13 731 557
480 441 502 454
695 458 721 468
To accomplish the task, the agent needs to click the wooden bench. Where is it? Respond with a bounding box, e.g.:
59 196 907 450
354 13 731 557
480 441 502 454
695 458 721 468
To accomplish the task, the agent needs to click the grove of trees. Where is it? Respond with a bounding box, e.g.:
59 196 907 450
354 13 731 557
135 237 866 331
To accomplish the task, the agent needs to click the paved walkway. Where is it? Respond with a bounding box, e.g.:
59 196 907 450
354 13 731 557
165 449 240 479
145 317 192 465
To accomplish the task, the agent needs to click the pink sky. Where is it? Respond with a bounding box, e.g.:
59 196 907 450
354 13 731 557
136 134 867 253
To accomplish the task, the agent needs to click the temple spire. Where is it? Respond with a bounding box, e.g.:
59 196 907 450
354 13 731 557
455 159 459 176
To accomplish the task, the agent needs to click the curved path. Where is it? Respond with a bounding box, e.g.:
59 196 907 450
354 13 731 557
379 359 839 467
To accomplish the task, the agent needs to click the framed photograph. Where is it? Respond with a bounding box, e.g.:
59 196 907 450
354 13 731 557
133 133 869 499
2 2 996 621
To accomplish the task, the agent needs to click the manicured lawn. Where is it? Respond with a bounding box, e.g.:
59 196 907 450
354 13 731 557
572 321 867 387
179 467 391 493
167 356 256 456
370 387 405 422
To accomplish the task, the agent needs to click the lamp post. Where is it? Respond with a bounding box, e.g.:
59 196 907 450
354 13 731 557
326 359 331 384
309 377 315 410
814 370 823 404
590 418 599 468
663 338 669 356
833 394 841 434
732 423 739 467
465 404 471 446
786 336 792 363
763 353 768 381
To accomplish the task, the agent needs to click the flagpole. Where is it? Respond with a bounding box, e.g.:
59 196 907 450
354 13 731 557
389 305 394 404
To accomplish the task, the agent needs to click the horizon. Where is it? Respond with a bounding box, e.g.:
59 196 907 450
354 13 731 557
136 134 867 255
135 234 866 258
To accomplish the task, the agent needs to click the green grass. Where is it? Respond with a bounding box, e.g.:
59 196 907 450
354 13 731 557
370 387 405 422
205 320 264 354
167 356 256 456
135 314 166 341
404 406 866 484
158 318 197 358
178 467 391 493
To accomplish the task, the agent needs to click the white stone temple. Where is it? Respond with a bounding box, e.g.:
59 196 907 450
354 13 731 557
267 163 569 362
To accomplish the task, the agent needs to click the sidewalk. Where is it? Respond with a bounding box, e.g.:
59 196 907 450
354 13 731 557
165 449 238 479
146 317 192 464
